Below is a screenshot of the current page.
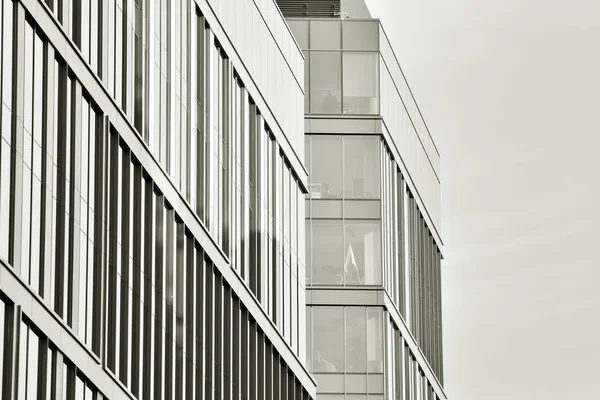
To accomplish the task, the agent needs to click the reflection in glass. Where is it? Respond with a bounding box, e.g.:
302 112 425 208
344 221 381 285
346 307 366 373
343 52 379 115
343 136 380 199
310 136 342 198
367 308 383 372
310 220 343 284
310 52 341 114
312 307 344 372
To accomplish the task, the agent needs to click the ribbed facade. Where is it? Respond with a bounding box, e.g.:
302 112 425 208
0 0 315 399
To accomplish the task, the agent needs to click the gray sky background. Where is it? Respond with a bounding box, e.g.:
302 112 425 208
377 0 600 398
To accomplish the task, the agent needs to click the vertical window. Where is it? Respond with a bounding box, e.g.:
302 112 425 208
308 135 342 198
344 221 381 285
342 53 379 115
311 307 344 373
367 308 383 373
0 299 4 393
309 220 343 285
345 307 366 373
21 21 34 286
309 52 341 115
343 136 380 199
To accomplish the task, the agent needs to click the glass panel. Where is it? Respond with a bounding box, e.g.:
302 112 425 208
17 322 27 399
344 221 381 285
304 51 309 113
310 135 342 198
311 220 343 285
345 307 366 373
310 52 341 115
367 309 383 372
343 53 379 115
287 20 309 49
75 375 85 400
0 300 3 391
343 136 380 199
310 20 341 50
312 307 344 372
27 329 39 399
342 21 379 50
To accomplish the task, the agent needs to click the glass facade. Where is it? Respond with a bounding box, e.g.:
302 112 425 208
0 0 314 398
285 12 445 400
306 306 385 397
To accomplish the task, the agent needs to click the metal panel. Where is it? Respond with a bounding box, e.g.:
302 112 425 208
277 0 341 18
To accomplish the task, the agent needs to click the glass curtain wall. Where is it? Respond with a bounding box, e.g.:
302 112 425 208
307 306 384 398
287 19 380 116
305 135 381 287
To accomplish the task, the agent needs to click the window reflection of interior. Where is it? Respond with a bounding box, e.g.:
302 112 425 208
307 50 379 116
308 135 380 200
310 307 384 376
308 219 381 286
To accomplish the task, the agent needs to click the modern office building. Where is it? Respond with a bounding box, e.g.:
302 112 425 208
278 1 447 399
0 0 316 399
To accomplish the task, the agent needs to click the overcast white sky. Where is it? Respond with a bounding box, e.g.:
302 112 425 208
372 0 600 398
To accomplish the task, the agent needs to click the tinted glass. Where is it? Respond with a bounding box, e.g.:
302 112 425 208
343 136 380 199
343 52 379 115
312 307 344 372
344 221 381 285
311 220 343 285
310 52 342 114
310 20 341 50
346 307 366 372
310 135 342 198
343 21 379 50
287 20 309 49
367 308 383 372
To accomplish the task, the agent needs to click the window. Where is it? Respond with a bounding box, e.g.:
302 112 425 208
310 52 341 115
345 307 366 373
344 221 381 285
310 220 343 285
308 219 381 286
309 136 342 198
0 299 5 392
367 308 383 373
312 307 344 372
343 53 379 115
343 136 380 199
307 135 380 200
